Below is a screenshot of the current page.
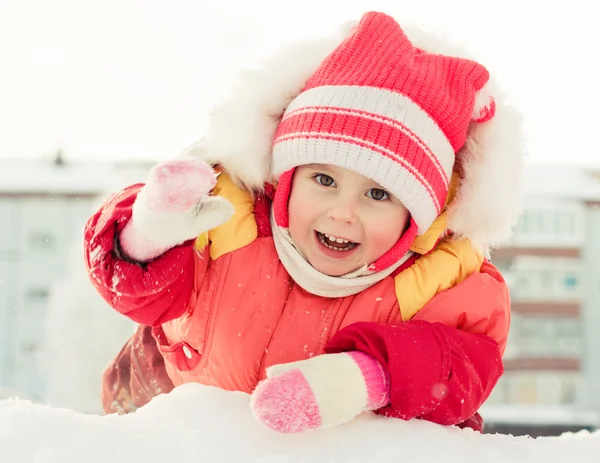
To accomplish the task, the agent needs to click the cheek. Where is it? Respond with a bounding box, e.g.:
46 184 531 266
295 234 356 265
288 193 313 242
367 227 402 252
364 208 409 250
289 209 308 239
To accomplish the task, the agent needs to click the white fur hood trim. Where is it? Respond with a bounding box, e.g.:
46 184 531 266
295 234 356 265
186 18 526 253
184 34 343 190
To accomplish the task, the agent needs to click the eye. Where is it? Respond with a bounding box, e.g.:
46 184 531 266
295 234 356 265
314 174 336 187
367 188 389 201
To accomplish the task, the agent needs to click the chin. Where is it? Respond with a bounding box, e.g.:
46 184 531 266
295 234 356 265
311 261 356 277
322 268 348 277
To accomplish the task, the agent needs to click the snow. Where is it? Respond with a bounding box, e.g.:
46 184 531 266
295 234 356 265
40 242 134 414
2 384 599 463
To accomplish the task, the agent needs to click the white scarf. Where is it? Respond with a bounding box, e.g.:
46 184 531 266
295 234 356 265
271 212 413 298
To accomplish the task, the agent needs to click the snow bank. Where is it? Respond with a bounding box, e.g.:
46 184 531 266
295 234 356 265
2 384 599 463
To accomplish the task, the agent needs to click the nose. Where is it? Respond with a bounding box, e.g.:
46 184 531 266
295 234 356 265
326 196 359 225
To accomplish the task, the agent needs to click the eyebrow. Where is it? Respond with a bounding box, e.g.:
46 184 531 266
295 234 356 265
304 164 389 187
305 164 342 176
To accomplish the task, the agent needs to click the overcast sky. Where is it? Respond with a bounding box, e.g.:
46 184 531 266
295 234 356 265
1 0 598 166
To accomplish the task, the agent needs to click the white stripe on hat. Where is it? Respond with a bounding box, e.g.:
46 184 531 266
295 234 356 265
272 137 439 234
275 131 441 211
282 107 448 188
282 85 455 182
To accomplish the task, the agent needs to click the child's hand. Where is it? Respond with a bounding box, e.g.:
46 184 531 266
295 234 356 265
250 351 390 433
119 158 234 261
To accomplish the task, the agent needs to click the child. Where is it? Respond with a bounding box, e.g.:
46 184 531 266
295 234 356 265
84 12 523 433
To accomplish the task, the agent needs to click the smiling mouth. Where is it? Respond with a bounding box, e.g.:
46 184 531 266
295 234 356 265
316 231 359 252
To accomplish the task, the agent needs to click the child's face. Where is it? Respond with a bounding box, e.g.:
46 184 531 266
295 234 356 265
288 164 410 277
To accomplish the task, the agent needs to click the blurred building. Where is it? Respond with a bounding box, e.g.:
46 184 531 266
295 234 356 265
483 164 600 436
0 156 150 401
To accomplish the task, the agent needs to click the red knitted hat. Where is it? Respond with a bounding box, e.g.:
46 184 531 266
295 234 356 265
271 12 494 272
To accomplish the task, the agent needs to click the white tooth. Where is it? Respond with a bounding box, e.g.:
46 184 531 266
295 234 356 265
336 237 348 244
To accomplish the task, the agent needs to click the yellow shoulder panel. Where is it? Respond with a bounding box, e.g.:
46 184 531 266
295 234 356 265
193 172 258 260
395 238 484 322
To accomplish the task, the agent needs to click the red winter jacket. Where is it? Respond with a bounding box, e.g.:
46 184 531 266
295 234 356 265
85 173 510 430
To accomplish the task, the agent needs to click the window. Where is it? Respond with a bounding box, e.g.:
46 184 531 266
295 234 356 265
28 231 55 251
25 287 49 302
560 376 579 405
493 372 583 405
564 273 578 290
513 273 531 299
510 315 582 357
512 200 585 247
485 380 508 404
558 212 575 236
540 270 554 293
536 375 562 404
510 257 581 302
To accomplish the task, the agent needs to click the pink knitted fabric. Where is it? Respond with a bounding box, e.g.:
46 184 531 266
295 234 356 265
251 369 322 433
119 221 169 262
347 351 390 410
251 352 390 433
118 158 217 262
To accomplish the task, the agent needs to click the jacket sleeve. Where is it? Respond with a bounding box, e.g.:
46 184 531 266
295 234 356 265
325 261 509 426
83 184 202 326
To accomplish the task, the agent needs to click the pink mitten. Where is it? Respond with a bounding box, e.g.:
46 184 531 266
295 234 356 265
250 352 390 433
119 157 234 261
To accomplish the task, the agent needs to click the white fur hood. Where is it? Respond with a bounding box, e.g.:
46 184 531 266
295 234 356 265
184 17 525 254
